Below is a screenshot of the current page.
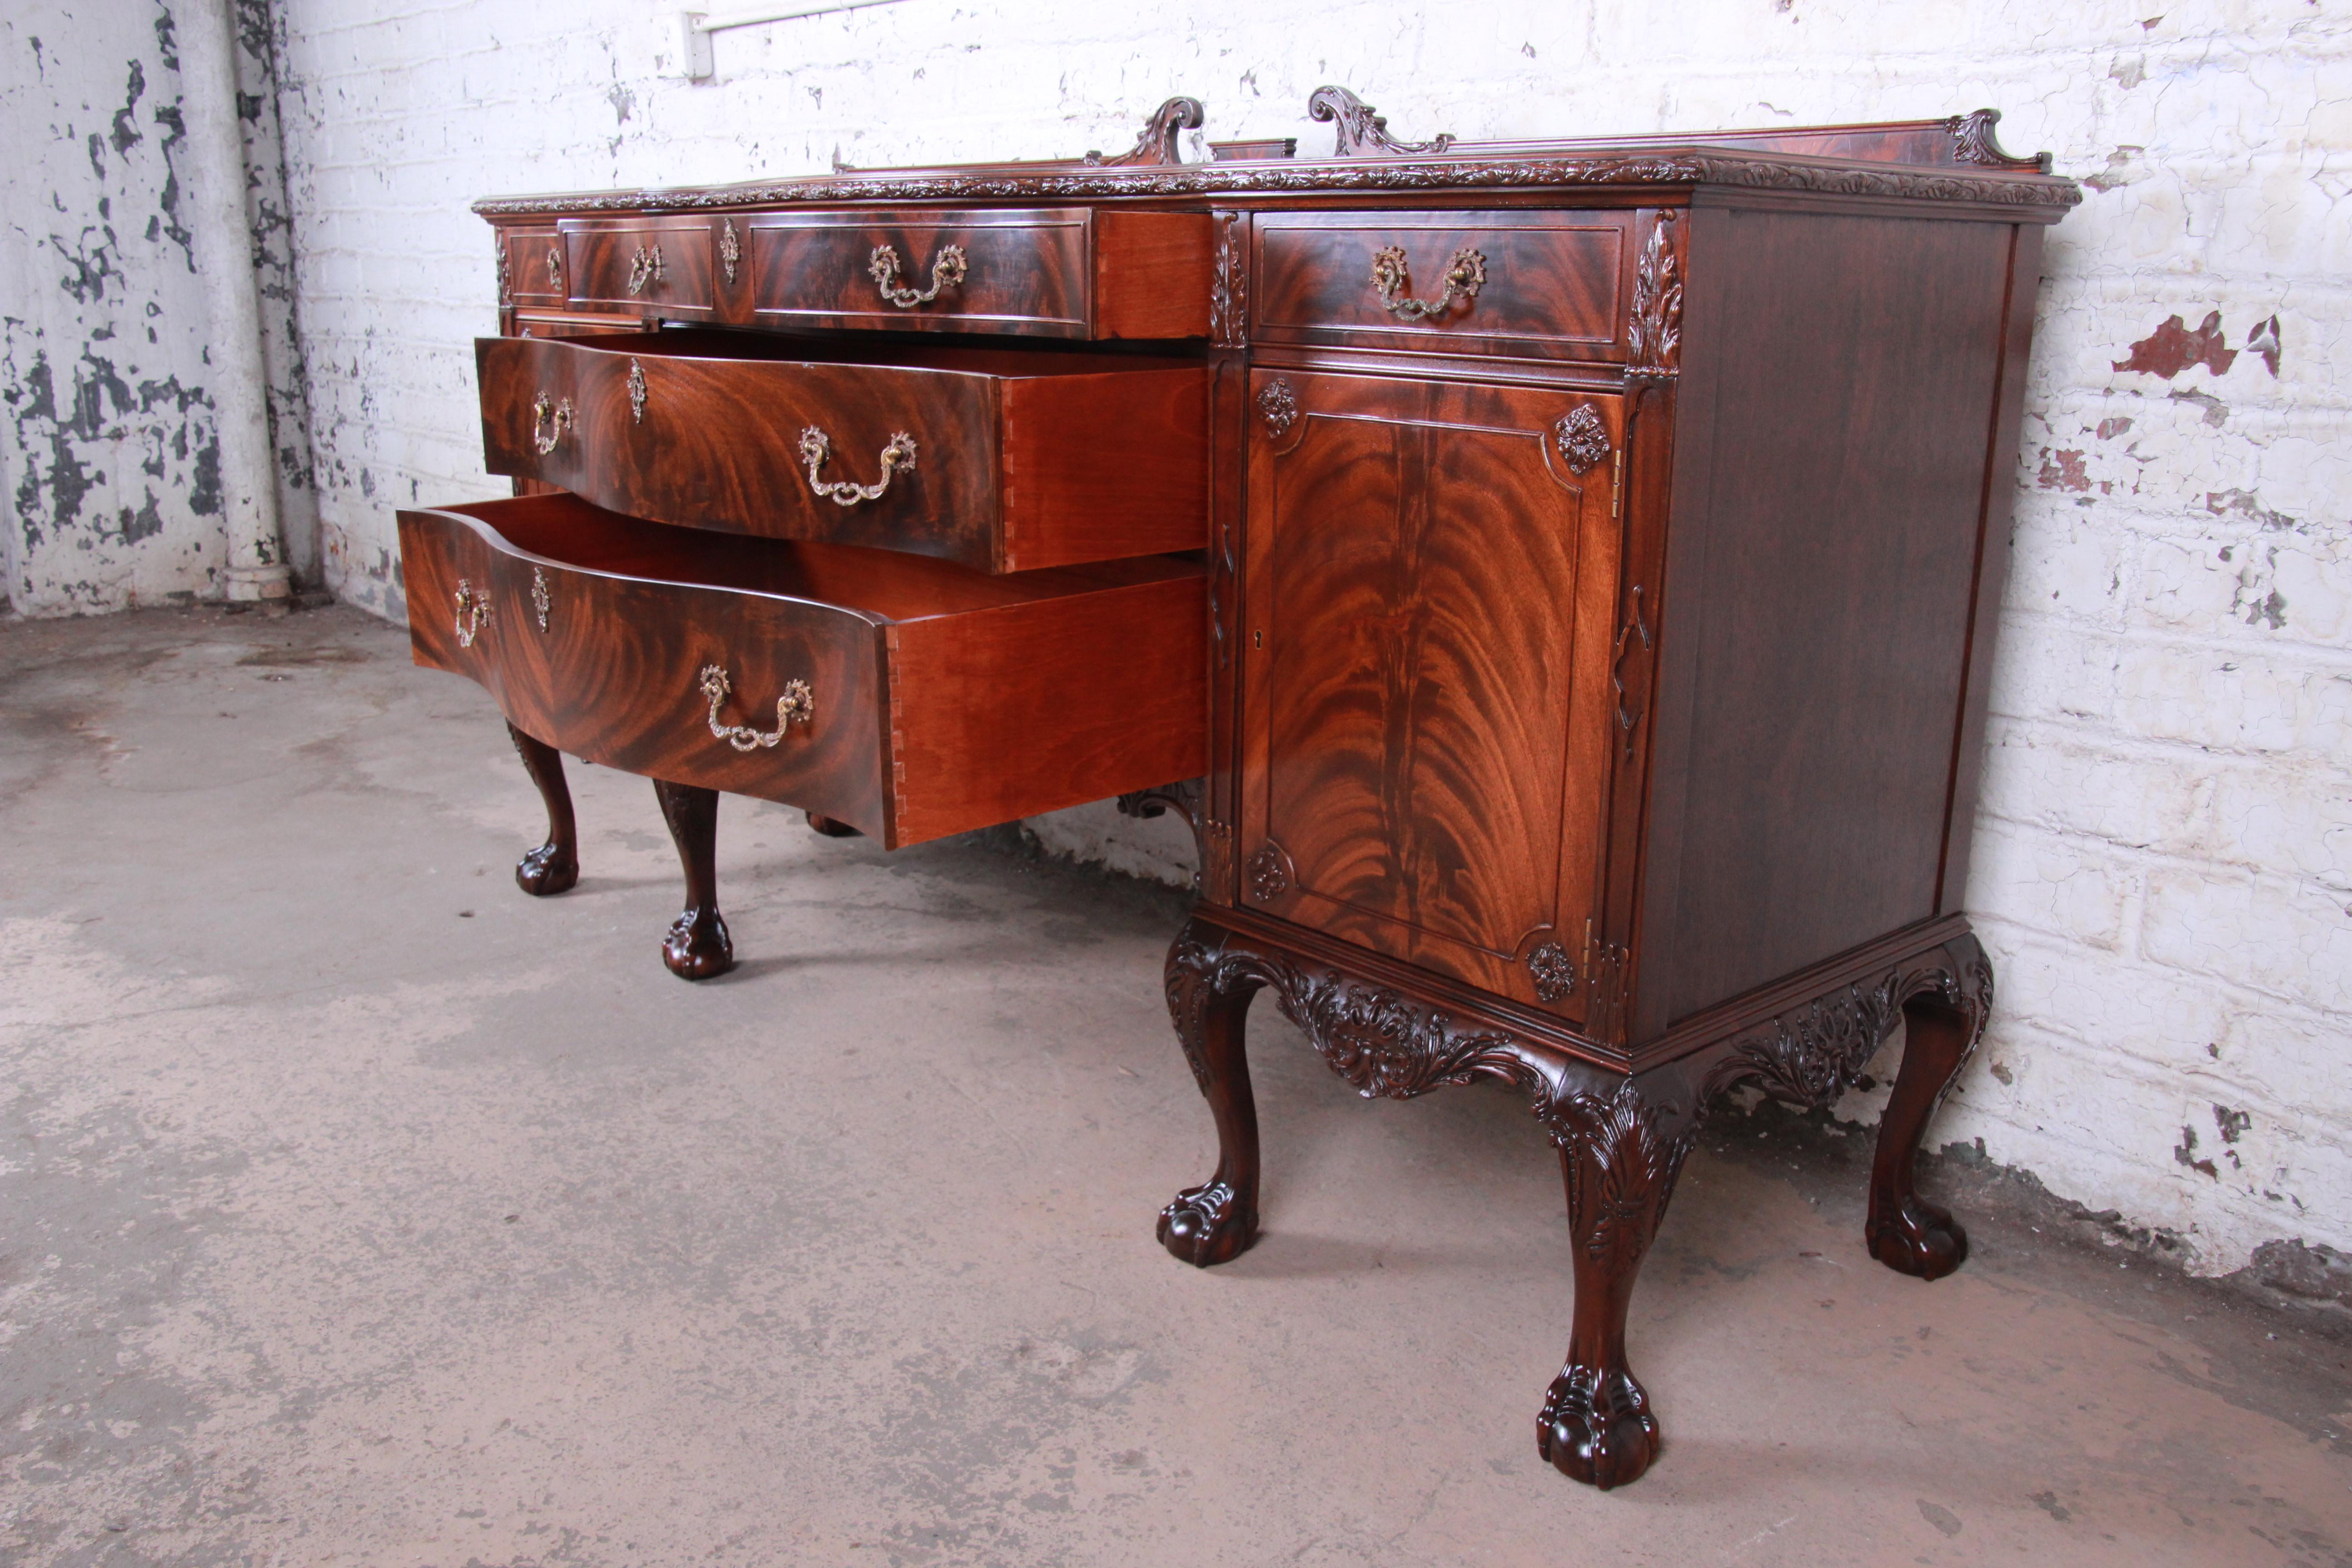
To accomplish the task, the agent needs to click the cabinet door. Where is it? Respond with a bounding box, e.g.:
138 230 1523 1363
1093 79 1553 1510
1238 371 1624 1020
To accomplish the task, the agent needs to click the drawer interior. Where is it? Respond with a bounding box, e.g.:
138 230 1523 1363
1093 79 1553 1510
514 327 1200 379
442 492 1198 622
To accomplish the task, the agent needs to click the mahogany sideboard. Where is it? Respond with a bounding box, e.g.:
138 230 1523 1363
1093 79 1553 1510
397 90 2077 1488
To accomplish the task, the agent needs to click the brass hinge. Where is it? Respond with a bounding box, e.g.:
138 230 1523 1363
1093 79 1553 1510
1611 446 1625 518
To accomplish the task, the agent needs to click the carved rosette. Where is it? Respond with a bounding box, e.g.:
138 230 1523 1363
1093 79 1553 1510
1256 379 1298 438
1526 941 1578 1003
1696 940 1996 1113
1210 210 1247 347
1308 85 1457 157
1088 95 1206 168
1627 210 1684 383
1553 406 1611 474
1245 843 1290 901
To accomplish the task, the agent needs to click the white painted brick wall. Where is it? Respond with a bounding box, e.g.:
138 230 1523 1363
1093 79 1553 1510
221 0 2352 1274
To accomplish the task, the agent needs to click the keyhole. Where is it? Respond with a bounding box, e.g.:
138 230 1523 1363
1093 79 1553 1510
1253 629 1263 648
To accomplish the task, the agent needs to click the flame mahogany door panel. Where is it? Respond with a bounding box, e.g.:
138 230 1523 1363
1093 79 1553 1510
1237 370 1625 1020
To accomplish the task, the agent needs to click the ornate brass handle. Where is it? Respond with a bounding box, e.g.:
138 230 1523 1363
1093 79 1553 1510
699 664 814 751
453 578 493 648
627 242 664 296
1369 244 1486 321
798 426 916 506
868 242 967 308
530 391 574 454
627 357 647 423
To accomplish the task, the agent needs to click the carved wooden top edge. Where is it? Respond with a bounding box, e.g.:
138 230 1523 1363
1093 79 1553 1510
471 147 2081 218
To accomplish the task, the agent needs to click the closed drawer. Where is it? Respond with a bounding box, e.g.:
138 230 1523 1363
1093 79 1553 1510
1253 211 1637 360
500 225 566 306
476 329 1208 573
730 208 1211 339
558 217 717 317
397 494 1205 848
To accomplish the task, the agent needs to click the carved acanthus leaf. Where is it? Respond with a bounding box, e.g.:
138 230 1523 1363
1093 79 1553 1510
1697 945 1996 1112
1210 209 1247 346
1945 108 2053 173
1627 210 1683 382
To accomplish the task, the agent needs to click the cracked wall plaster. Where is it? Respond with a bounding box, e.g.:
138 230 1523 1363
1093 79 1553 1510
0 0 316 614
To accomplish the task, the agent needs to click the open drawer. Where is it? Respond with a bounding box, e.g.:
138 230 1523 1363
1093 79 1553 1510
397 493 1205 848
477 330 1209 573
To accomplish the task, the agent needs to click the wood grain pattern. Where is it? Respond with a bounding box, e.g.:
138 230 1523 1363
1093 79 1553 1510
558 217 716 317
1093 211 1215 338
502 225 566 306
1238 371 1622 1016
476 330 1208 572
399 492 1203 848
1637 205 2018 1027
1253 210 1636 359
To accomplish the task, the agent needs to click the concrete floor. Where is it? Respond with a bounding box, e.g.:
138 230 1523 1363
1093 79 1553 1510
4 605 2351 1568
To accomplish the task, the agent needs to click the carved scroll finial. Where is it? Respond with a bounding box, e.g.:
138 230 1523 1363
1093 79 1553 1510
1088 96 1207 168
1945 108 2053 174
1308 85 1455 158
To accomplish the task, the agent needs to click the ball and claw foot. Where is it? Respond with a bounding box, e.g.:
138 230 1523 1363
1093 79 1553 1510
662 907 735 980
1867 1193 1969 1279
1157 1178 1257 1267
514 842 578 897
1538 1366 1661 1490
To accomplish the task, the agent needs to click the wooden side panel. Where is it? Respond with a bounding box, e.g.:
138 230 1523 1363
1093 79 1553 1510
1094 211 1215 338
558 217 716 316
998 366 1209 570
1642 203 2019 1026
743 208 1090 337
1237 371 1621 1017
1253 210 1635 360
888 572 1208 847
398 502 894 838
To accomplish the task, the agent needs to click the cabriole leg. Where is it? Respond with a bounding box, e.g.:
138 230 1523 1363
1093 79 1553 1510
506 722 578 897
1157 924 1265 1267
1540 1078 1690 1490
1867 936 1993 1279
652 778 733 981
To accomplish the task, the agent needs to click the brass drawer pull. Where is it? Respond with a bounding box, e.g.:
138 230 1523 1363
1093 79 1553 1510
530 391 574 453
868 242 967 308
530 566 551 632
454 578 493 647
627 242 665 295
798 426 916 506
1370 244 1486 321
699 664 814 751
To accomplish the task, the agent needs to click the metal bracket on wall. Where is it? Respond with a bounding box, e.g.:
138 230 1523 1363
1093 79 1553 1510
676 1 913 81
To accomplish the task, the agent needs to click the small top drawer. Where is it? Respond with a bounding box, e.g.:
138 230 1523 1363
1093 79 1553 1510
1253 211 1638 360
500 225 566 306
558 217 717 318
731 207 1211 340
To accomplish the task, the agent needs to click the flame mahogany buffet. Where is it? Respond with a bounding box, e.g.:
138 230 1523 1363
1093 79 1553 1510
401 90 2077 1489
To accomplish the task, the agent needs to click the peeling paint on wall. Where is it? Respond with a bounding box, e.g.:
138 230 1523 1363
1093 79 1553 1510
1 0 312 613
